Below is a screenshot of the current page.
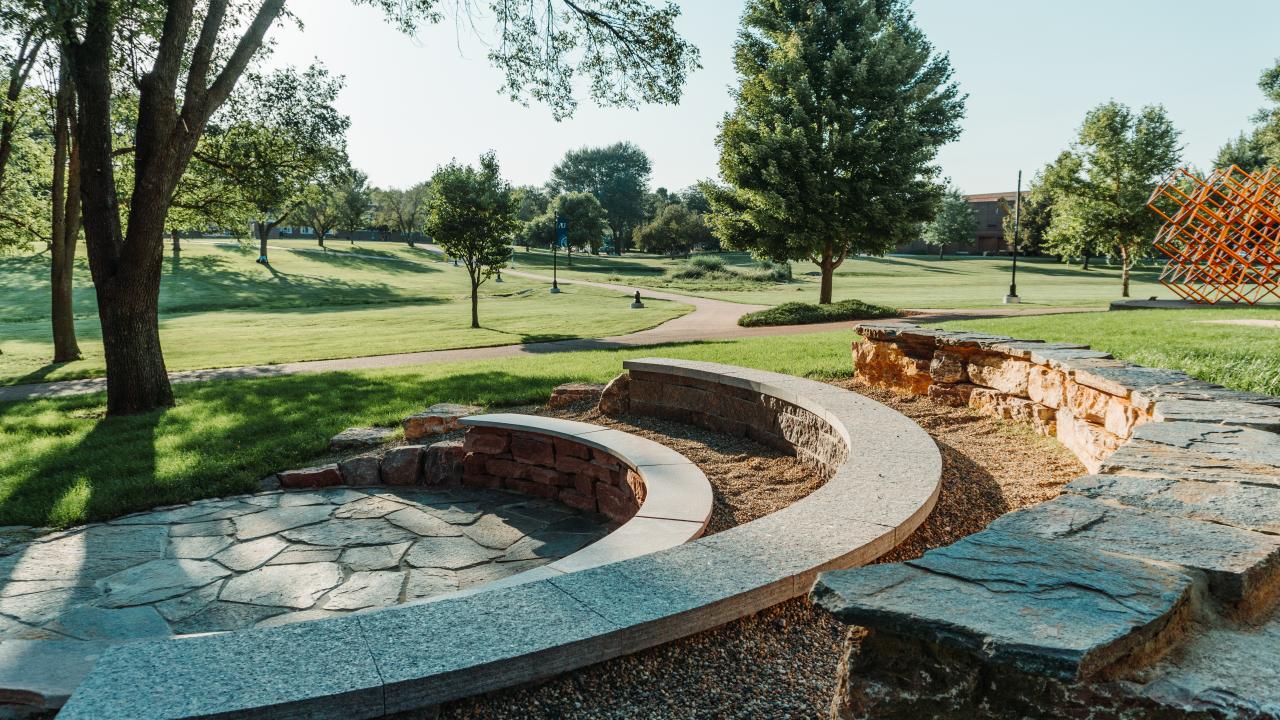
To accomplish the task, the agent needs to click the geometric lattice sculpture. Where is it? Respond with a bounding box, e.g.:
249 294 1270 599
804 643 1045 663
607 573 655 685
1147 165 1280 304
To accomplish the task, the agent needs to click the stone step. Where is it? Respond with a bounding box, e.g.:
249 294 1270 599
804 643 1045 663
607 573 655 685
812 528 1194 681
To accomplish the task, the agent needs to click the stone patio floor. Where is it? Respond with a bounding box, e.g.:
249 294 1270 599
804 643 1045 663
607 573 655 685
0 487 611 640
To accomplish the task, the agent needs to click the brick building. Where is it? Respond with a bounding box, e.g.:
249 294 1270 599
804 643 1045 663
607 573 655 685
895 191 1026 256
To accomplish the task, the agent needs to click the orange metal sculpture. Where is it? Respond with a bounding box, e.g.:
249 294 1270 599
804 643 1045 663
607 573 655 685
1147 165 1280 304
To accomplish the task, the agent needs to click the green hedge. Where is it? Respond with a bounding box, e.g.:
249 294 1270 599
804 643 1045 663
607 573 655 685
738 299 899 327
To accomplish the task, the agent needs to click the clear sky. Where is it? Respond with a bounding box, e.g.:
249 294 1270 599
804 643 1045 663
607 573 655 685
267 0 1280 195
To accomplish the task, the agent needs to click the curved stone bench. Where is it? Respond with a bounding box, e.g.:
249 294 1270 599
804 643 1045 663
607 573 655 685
59 360 942 719
814 322 1280 717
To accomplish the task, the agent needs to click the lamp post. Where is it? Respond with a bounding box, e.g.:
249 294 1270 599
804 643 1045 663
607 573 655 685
551 214 566 294
1004 170 1022 304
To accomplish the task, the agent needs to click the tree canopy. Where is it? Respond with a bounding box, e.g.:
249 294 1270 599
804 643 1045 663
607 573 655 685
424 152 518 328
549 141 652 253
1039 101 1181 296
920 187 976 259
705 0 965 304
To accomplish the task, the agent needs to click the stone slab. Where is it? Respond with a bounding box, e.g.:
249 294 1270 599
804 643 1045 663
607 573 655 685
232 504 334 541
281 518 419 547
403 536 502 570
326 571 406 610
212 535 289 572
548 517 703 574
169 601 287 635
45 605 171 641
1152 399 1280 432
988 494 1280 615
812 528 1193 680
385 507 463 537
333 495 409 519
95 559 230 608
358 580 619 712
1101 421 1280 486
0 640 113 710
329 426 396 451
1068 474 1280 535
58 617 385 720
220 562 344 609
341 541 412 571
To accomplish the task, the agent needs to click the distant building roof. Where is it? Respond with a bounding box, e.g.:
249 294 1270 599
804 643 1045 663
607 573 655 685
965 191 1028 203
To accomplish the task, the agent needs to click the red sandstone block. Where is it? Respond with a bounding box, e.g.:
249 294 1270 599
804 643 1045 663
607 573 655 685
553 438 591 460
464 429 509 454
590 450 621 470
380 445 425 486
558 488 597 513
278 464 342 489
506 478 559 499
462 453 489 476
596 482 639 522
555 455 592 474
462 473 503 490
485 457 530 480
527 466 560 485
572 474 594 496
511 435 555 466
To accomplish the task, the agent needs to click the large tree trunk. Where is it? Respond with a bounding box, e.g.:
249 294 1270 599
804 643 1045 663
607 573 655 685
1082 255 1090 271
817 244 836 304
470 276 480 328
1120 246 1131 298
51 60 82 363
938 245 944 260
257 222 270 263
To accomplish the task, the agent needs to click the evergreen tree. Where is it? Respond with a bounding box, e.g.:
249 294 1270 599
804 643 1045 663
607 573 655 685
705 0 964 304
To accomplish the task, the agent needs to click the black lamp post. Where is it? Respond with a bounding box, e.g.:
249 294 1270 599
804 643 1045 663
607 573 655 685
551 214 566 294
1004 170 1022 304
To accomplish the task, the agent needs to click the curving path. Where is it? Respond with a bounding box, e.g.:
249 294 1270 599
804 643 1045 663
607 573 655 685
0 241 1089 404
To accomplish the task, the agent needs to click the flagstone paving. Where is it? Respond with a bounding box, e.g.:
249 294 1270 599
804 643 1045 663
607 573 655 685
0 488 610 640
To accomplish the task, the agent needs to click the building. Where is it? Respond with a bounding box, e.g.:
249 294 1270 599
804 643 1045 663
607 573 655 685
895 191 1027 256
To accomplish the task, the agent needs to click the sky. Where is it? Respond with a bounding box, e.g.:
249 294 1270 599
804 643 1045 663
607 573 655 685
267 0 1280 195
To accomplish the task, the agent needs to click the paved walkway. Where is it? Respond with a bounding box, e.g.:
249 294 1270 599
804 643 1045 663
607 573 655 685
0 242 1092 403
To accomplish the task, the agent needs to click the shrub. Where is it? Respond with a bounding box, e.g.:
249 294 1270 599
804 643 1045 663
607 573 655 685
738 299 899 327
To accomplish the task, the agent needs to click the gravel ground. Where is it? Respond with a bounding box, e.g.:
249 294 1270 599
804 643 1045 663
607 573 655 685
425 383 1084 720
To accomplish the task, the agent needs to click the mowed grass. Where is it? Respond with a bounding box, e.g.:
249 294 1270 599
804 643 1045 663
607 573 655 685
935 307 1280 396
0 331 851 528
0 240 689 385
507 248 1176 309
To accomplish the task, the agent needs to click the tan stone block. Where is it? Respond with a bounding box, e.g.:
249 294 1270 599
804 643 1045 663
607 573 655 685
1054 408 1122 473
929 351 968 384
853 341 932 394
1027 365 1066 409
966 354 1030 397
598 372 631 415
927 383 975 407
1065 382 1113 424
1103 399 1143 439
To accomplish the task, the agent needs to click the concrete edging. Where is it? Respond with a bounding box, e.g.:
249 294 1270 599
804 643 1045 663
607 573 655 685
59 359 943 719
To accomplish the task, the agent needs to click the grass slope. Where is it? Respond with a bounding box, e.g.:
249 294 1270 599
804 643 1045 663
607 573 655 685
508 248 1176 309
0 331 851 527
0 240 689 386
936 307 1280 396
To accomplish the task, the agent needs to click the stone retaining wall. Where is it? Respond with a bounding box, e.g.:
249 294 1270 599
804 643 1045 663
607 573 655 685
814 322 1280 719
620 369 848 473
461 427 643 523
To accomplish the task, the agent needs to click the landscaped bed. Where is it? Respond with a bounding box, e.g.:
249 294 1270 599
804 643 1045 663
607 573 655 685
737 298 899 327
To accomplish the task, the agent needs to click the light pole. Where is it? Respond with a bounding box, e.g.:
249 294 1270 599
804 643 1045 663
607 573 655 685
1004 170 1022 304
552 214 566 293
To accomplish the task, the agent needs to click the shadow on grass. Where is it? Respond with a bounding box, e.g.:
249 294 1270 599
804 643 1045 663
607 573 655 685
0 369 594 528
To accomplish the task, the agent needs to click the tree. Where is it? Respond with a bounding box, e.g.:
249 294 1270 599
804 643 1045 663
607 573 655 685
921 187 976 259
333 168 372 241
1039 102 1181 297
373 183 430 245
634 203 713 257
1214 130 1269 173
705 0 965 304
0 2 48 195
47 0 697 416
552 192 609 256
424 152 518 328
549 141 651 254
192 65 349 264
298 180 343 247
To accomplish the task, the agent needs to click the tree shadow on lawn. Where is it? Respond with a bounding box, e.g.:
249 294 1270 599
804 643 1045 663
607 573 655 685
0 368 596 529
285 245 443 275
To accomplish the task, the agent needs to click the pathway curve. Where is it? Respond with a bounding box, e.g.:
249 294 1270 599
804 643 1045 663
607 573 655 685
0 242 1092 403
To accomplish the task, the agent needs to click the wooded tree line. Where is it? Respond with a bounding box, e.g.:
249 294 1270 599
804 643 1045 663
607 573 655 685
0 0 699 416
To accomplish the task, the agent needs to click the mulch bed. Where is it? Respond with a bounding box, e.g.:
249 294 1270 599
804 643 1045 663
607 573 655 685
430 382 1084 720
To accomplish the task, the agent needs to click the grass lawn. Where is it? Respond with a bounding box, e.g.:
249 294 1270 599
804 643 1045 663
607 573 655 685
504 248 1177 309
0 331 851 528
935 307 1280 396
0 240 689 386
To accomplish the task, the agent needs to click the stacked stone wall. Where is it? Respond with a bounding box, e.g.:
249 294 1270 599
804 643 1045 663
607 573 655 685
460 428 643 524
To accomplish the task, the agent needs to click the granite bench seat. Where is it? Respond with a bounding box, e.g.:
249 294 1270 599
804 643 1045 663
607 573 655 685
59 359 942 719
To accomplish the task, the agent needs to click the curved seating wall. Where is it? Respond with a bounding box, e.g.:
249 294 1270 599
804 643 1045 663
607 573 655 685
60 359 942 720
